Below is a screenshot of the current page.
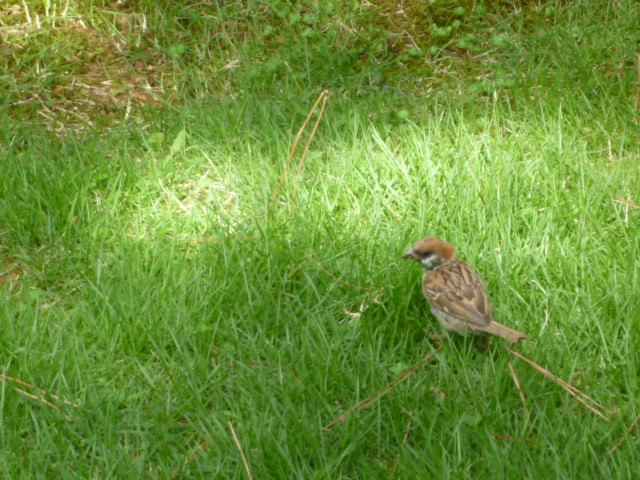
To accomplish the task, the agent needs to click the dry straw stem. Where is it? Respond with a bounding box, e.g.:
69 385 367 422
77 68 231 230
269 89 330 212
290 90 329 213
613 198 640 209
0 373 78 408
1 373 77 422
507 362 531 425
505 347 613 421
609 413 640 454
229 421 253 480
323 345 443 430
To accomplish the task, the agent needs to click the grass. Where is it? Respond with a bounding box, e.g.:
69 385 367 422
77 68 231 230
1 0 640 478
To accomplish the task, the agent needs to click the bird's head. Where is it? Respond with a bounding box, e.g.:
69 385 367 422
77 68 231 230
402 237 457 271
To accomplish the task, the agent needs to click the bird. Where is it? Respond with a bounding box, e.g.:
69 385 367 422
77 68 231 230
403 237 529 343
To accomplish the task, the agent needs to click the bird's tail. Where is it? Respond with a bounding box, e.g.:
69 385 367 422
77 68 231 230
485 321 529 343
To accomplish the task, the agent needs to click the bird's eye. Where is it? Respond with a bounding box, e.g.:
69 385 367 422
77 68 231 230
420 250 432 258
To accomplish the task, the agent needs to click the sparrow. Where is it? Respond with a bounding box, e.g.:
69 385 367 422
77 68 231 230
403 237 529 343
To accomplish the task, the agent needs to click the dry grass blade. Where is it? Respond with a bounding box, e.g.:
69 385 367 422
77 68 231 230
609 413 640 454
171 441 209 479
269 89 330 210
229 421 253 480
290 90 329 214
323 345 443 430
505 347 612 421
508 362 531 424
402 420 412 444
390 420 413 472
187 442 209 464
613 198 640 209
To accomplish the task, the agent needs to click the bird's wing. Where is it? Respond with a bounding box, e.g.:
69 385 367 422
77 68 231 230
422 260 493 327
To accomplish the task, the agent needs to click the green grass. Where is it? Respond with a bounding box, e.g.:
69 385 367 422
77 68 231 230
2 1 640 478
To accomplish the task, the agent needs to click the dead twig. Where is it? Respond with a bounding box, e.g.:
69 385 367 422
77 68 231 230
229 421 253 480
609 413 640 454
269 90 330 211
507 362 531 424
323 345 443 430
505 347 613 421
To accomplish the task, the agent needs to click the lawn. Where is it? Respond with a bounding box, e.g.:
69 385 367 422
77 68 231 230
1 1 639 478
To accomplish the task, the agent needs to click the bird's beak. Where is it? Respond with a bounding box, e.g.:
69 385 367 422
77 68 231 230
402 249 417 260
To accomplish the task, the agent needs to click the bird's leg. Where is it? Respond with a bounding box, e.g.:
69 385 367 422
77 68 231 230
474 334 491 351
428 331 448 346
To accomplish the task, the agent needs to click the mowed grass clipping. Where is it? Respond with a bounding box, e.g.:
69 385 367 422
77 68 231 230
2 1 640 478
